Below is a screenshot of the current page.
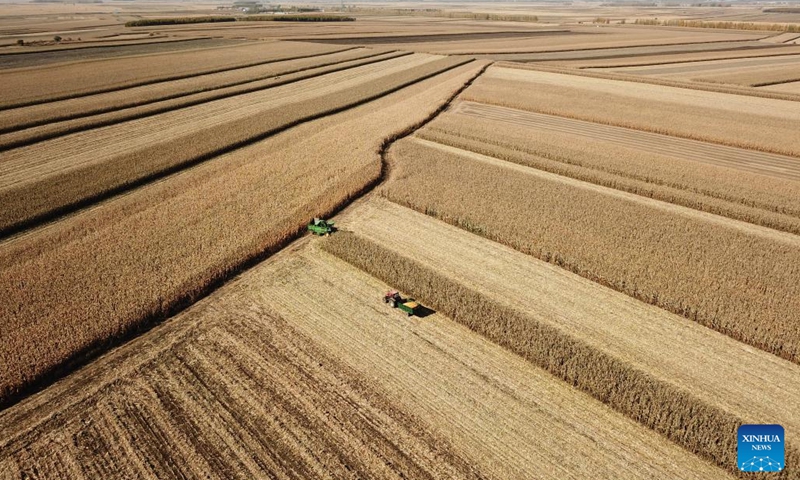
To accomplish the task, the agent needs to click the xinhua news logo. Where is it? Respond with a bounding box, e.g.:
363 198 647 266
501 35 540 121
738 424 784 472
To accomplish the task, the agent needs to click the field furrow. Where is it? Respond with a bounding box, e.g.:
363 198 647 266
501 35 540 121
325 198 800 476
0 60 485 409
382 137 800 364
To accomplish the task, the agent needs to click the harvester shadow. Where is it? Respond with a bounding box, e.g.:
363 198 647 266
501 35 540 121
413 305 436 318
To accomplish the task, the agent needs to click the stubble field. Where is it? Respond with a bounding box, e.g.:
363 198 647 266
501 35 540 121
1 7 799 479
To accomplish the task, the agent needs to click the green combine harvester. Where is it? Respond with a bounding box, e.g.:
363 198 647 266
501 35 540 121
307 218 335 236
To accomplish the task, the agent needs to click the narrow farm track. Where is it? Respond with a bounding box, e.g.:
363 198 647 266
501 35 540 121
0 47 387 135
0 238 735 480
454 101 800 181
334 198 800 476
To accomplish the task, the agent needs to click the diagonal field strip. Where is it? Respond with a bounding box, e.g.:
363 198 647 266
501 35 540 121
334 197 800 476
0 47 388 135
454 101 800 181
0 50 409 150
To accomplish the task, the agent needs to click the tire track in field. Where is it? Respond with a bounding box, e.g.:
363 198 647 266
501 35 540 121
454 101 800 181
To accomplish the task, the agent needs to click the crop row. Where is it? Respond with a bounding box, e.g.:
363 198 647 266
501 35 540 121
382 138 800 364
0 41 346 110
0 55 467 237
0 60 483 409
420 109 800 233
0 47 388 135
465 67 800 157
320 230 800 479
0 50 405 148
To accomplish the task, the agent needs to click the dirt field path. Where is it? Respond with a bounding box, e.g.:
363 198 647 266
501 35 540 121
453 101 800 181
339 197 800 440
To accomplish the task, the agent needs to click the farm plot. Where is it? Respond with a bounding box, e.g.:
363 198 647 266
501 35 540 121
553 45 800 68
381 137 800 365
0 60 486 409
0 53 463 236
0 40 344 108
326 198 800 476
487 39 776 62
0 37 241 70
463 65 800 157
763 80 800 93
0 47 386 134
418 102 800 234
605 54 800 86
0 236 734 480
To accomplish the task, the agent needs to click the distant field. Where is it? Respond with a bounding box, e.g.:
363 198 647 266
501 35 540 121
464 66 800 156
0 37 243 69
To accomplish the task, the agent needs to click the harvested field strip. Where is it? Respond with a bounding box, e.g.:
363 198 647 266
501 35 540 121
0 303 479 479
295 30 570 44
0 47 392 135
464 67 800 157
323 199 800 477
763 80 800 93
382 138 800 364
492 40 771 60
0 238 733 479
421 109 800 235
0 54 468 237
253 242 735 479
496 61 800 102
0 60 485 408
606 54 800 78
557 46 800 68
0 50 408 148
0 41 349 110
454 102 800 181
0 37 239 70
695 64 800 86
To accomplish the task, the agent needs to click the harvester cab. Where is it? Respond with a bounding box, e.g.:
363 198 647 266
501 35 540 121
307 218 335 236
384 290 420 317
